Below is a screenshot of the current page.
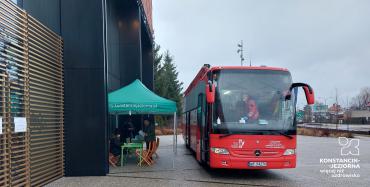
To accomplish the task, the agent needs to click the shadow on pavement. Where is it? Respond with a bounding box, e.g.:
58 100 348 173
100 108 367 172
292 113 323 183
203 167 283 180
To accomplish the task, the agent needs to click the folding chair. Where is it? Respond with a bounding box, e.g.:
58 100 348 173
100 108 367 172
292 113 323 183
136 141 156 166
108 140 118 167
109 153 118 167
146 140 158 164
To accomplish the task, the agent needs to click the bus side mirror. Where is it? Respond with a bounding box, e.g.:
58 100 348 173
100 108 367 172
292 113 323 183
287 83 315 105
303 86 315 105
206 83 215 103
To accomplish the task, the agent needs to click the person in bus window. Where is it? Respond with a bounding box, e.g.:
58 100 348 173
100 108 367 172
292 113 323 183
236 93 259 120
239 94 259 121
247 99 259 120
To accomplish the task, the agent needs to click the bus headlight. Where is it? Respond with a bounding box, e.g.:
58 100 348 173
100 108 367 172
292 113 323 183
211 148 230 155
283 149 295 155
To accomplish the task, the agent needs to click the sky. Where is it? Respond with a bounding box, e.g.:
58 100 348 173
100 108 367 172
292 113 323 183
153 0 370 109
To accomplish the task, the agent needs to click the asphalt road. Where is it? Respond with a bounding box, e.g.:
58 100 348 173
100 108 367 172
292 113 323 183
48 135 370 187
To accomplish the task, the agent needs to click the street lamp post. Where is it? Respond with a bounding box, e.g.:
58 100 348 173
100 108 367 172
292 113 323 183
237 40 245 66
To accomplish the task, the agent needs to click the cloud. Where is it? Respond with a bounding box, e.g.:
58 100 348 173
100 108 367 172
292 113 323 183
153 0 370 107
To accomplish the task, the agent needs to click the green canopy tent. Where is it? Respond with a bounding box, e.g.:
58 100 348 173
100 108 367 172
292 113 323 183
108 79 178 153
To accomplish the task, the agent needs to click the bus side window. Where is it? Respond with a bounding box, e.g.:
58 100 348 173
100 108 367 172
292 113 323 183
197 94 204 127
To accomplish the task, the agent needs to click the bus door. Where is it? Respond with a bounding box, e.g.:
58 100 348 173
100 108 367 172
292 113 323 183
186 112 190 147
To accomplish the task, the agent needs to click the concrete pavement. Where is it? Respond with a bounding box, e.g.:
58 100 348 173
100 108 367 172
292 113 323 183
47 135 370 187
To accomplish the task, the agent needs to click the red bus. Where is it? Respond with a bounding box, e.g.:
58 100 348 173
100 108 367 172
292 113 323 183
182 64 314 169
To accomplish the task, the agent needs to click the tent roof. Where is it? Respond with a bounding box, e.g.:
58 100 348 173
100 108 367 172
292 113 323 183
108 79 177 115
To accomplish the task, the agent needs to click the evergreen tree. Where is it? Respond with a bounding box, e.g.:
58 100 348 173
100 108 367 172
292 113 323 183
153 44 164 95
153 44 162 73
152 44 183 126
160 50 183 113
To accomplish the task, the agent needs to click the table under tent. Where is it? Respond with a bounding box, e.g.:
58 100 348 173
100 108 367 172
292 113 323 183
108 79 178 157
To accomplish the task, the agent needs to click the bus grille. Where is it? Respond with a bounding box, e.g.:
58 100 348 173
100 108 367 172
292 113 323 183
231 149 282 158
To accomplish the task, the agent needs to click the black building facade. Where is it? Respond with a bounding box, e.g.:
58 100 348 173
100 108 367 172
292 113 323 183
17 0 154 176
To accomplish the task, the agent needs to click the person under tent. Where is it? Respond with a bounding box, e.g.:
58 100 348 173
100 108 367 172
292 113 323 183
109 129 121 166
142 118 156 150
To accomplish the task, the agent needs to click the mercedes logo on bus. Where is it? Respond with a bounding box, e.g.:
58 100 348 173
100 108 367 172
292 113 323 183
255 150 261 156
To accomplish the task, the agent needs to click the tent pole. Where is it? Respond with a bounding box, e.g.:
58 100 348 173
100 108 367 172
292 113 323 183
173 112 177 154
173 113 175 154
115 114 118 129
175 112 177 153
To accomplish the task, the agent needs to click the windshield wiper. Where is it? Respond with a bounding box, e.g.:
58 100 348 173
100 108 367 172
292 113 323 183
219 133 234 138
276 131 293 139
219 130 293 139
253 130 293 139
219 132 251 138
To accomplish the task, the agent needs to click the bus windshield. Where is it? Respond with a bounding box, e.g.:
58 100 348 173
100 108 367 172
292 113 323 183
212 69 296 134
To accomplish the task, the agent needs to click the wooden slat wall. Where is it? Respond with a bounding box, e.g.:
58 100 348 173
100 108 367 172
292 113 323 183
28 15 63 187
0 0 64 186
0 81 10 186
0 1 30 186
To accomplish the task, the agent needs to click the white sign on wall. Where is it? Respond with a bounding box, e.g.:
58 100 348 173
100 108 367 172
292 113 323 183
14 117 27 132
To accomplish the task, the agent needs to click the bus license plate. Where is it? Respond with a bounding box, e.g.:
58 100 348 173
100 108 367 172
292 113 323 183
248 162 267 167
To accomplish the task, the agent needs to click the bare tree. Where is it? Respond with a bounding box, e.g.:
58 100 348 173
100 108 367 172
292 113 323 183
351 87 370 109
